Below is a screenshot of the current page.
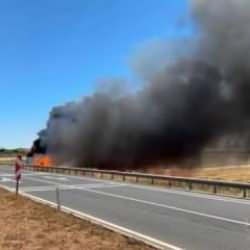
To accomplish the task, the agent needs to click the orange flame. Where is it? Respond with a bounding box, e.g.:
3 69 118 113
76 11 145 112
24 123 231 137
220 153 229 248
33 155 53 167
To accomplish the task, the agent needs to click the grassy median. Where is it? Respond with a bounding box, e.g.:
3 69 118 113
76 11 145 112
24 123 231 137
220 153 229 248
0 188 155 250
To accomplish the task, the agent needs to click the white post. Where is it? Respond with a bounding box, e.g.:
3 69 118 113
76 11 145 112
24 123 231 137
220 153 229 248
15 179 19 195
56 187 61 211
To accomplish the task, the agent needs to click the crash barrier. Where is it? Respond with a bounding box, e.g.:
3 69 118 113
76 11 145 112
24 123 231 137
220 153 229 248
24 165 250 199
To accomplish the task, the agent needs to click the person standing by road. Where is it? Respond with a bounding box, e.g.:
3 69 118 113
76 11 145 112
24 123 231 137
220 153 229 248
15 155 23 195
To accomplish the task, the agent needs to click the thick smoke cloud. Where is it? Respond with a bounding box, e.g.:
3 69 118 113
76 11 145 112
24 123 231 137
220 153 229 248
36 0 250 168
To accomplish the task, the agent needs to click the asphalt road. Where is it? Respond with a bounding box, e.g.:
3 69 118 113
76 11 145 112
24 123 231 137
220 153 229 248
0 166 250 250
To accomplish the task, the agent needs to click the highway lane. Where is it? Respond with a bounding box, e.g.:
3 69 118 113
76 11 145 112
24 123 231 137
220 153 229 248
0 166 250 250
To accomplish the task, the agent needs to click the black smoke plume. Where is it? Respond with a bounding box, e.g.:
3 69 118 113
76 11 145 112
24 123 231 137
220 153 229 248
28 138 47 157
36 0 250 168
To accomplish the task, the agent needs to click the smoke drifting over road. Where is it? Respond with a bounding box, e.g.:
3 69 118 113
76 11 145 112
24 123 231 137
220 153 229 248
37 0 250 168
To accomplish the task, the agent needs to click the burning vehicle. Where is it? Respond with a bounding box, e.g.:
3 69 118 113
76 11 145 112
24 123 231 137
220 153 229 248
27 139 53 167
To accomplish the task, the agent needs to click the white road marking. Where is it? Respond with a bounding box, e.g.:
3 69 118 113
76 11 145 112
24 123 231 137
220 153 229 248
21 171 250 206
25 176 122 189
15 170 250 208
42 176 69 181
127 183 250 206
5 186 183 250
4 168 250 207
0 177 16 183
20 183 127 192
0 172 47 178
34 171 250 206
80 188 250 227
2 169 250 226
0 174 14 177
17 173 250 226
0 176 184 250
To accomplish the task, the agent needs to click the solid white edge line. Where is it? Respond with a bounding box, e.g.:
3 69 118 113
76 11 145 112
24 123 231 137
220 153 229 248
23 173 250 226
3 172 250 226
0 184 183 250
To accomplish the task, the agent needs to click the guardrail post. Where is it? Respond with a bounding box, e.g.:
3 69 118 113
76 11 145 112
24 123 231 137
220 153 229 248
188 181 192 191
213 185 217 194
243 188 247 198
151 177 154 185
56 187 61 211
123 175 126 182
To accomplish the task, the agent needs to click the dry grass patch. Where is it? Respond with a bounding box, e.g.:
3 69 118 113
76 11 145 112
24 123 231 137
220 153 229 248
145 165 250 183
0 188 155 250
0 157 15 165
190 165 250 182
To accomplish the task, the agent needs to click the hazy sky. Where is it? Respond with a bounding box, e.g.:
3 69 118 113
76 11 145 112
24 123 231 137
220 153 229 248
0 0 192 148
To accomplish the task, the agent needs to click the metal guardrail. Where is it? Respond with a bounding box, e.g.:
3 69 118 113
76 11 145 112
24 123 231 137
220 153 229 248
24 165 250 199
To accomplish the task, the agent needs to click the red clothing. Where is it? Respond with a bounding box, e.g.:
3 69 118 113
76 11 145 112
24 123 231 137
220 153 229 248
15 159 22 181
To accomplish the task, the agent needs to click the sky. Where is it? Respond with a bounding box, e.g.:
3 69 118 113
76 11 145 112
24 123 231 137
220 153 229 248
0 0 192 149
